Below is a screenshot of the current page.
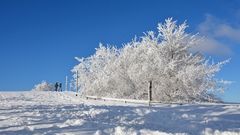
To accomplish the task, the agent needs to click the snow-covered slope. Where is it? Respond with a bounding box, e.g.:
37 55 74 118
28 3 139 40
0 91 240 135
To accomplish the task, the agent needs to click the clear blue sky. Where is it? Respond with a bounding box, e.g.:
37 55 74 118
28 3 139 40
0 0 239 102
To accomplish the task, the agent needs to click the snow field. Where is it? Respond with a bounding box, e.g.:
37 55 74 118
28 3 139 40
0 91 240 135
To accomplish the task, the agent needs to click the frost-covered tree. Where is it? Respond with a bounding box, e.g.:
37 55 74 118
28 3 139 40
72 44 119 96
32 81 55 91
72 18 229 102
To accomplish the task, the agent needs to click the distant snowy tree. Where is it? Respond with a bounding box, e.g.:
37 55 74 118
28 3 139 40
72 18 230 102
32 81 55 91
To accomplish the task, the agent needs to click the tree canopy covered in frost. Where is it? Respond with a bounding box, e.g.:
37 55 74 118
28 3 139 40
32 81 55 91
72 18 229 102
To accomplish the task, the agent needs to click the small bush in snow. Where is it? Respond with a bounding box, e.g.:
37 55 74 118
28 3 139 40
72 18 230 102
32 81 55 91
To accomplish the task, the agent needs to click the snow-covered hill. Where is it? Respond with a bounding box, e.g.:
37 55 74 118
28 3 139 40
0 91 239 135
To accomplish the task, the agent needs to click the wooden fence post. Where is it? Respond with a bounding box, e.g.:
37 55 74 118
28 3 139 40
148 80 152 106
65 76 68 91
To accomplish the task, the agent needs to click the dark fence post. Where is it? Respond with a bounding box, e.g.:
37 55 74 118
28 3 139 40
148 80 152 106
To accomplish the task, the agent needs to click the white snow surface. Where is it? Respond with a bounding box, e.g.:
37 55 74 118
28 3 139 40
0 91 240 135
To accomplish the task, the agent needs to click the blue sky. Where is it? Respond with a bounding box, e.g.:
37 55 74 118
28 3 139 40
0 0 239 102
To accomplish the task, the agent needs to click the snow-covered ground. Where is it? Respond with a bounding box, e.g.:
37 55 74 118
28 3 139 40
0 91 240 135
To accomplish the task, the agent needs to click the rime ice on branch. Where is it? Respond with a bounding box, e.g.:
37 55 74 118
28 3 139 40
72 18 230 102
